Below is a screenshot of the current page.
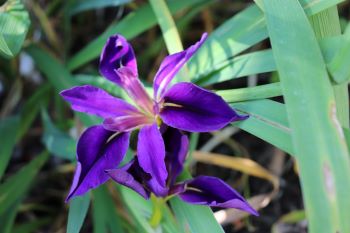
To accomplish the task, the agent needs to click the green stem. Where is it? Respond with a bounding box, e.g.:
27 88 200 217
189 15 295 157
149 195 163 228
309 6 349 128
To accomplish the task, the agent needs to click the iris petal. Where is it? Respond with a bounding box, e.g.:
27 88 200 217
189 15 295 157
103 114 154 132
66 126 130 201
99 34 138 86
106 158 150 199
179 176 258 216
160 82 247 132
153 33 208 100
60 85 140 119
137 124 168 197
162 126 189 185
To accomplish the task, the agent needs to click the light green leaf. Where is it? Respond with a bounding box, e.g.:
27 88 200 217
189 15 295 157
263 1 350 232
41 110 76 161
170 197 224 233
218 82 282 103
66 194 90 233
231 100 293 155
92 186 125 233
0 0 30 58
189 4 267 81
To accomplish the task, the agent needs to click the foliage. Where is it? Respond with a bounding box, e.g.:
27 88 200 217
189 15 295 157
0 0 349 232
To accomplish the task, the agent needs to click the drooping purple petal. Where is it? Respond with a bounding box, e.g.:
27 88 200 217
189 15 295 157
153 33 208 100
137 124 168 197
179 176 258 216
106 158 150 199
66 126 130 201
162 126 189 185
160 82 247 132
99 34 137 86
115 67 154 114
103 113 154 132
60 85 140 119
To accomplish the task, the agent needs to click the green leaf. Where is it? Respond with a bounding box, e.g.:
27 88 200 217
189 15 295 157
0 200 21 233
0 151 48 215
195 50 275 85
0 0 30 58
119 186 155 233
0 116 20 179
231 100 293 155
41 110 76 161
69 0 131 16
66 194 90 233
218 82 282 103
26 45 78 91
189 4 267 82
170 197 224 233
92 186 125 233
328 28 350 84
263 1 350 232
67 0 207 70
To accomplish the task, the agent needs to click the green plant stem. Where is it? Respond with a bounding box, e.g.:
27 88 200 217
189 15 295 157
309 6 349 128
149 195 163 228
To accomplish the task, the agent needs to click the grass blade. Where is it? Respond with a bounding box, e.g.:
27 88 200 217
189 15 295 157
263 1 350 232
0 116 19 179
66 194 91 233
0 151 48 215
231 100 293 155
218 82 282 103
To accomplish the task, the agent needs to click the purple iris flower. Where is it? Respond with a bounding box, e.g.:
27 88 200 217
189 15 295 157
61 33 247 202
106 126 258 216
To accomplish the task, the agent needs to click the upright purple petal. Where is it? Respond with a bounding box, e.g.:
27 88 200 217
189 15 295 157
153 33 208 100
137 124 168 197
60 85 140 119
115 67 154 114
179 176 258 216
99 34 137 86
160 82 247 132
162 126 189 185
106 158 150 199
66 126 130 201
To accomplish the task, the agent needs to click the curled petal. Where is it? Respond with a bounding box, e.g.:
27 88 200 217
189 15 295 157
137 124 168 196
106 158 150 199
66 126 130 201
160 82 247 132
60 85 140 119
103 113 154 132
99 34 138 86
179 176 258 216
162 126 189 185
153 33 208 100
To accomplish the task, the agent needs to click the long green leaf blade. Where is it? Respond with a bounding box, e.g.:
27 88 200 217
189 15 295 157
262 1 350 232
66 194 91 233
